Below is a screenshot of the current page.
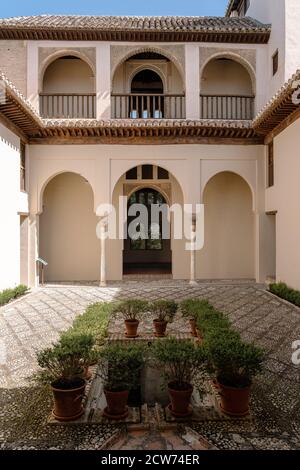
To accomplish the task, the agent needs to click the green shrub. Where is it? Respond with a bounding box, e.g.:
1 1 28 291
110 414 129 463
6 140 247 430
112 299 149 321
98 342 146 392
151 338 207 391
69 302 112 346
0 284 29 306
270 282 300 307
204 329 264 388
197 310 231 337
180 299 213 321
36 333 94 387
149 300 178 323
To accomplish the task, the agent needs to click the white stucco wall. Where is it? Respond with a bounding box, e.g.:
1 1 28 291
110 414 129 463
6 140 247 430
28 143 265 284
265 118 300 290
0 123 29 290
248 0 300 103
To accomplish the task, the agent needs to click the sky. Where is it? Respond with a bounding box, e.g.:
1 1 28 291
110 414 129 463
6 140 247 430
0 0 229 18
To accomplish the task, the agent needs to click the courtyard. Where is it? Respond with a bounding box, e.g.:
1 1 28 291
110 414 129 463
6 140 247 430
0 280 300 450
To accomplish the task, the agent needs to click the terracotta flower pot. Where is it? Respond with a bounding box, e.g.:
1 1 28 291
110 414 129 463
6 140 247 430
124 319 139 338
51 379 86 422
167 381 193 417
189 319 197 337
217 379 251 417
104 389 129 420
84 366 92 381
153 319 167 337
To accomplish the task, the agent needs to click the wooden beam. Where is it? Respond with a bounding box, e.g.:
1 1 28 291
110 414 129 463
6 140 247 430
0 111 29 142
28 135 264 145
264 105 300 144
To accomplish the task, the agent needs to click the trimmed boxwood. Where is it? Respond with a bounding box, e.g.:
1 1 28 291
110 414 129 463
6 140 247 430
65 302 113 347
269 282 300 308
204 328 264 388
0 284 28 307
98 342 146 392
180 298 231 337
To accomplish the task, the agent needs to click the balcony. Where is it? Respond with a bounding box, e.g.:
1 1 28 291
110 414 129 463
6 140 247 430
40 93 96 119
111 93 185 119
200 94 254 120
200 57 255 121
40 55 96 119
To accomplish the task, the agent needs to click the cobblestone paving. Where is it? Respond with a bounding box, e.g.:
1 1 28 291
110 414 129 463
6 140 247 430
1 280 300 450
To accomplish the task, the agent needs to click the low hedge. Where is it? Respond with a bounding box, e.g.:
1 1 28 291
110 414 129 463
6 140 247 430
180 299 264 386
180 299 231 337
0 284 29 307
269 282 300 308
63 302 113 347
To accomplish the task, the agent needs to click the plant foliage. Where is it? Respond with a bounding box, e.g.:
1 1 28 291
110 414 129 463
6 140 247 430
0 284 28 307
97 342 146 392
151 338 207 391
270 282 300 308
204 329 264 388
35 333 94 388
112 299 149 321
149 300 178 323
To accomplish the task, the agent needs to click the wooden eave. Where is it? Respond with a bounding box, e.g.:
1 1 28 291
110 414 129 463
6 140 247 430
0 91 41 138
253 92 300 139
0 27 270 44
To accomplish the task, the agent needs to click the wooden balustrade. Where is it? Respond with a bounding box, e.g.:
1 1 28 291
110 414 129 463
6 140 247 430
39 93 96 119
200 95 255 120
111 93 186 119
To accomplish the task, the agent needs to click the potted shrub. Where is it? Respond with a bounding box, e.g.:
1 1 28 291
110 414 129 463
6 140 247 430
36 333 94 421
151 338 206 418
149 300 178 337
205 329 264 417
112 299 149 338
98 342 145 419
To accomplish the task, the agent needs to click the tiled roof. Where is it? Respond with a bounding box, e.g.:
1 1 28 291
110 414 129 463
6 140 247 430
0 15 271 43
253 70 300 134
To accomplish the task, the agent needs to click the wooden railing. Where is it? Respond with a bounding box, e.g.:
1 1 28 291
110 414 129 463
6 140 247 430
39 93 96 119
111 93 186 119
200 95 255 120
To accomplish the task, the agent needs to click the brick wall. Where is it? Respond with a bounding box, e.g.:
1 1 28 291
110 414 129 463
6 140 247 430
0 40 27 96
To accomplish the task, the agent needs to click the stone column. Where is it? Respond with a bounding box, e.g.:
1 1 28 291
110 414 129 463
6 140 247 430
99 217 108 287
96 44 111 120
185 45 200 119
189 214 198 287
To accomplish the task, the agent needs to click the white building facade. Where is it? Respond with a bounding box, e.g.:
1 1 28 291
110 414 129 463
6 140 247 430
0 0 300 290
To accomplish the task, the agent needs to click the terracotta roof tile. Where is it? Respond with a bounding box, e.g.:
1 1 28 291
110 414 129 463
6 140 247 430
0 15 271 42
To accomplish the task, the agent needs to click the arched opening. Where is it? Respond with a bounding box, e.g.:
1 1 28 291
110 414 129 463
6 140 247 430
112 50 185 119
200 58 255 120
129 69 164 118
197 172 255 279
40 55 96 118
39 172 99 282
123 187 172 275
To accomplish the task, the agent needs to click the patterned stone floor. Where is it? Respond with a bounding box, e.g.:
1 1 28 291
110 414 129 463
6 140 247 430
0 280 300 450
